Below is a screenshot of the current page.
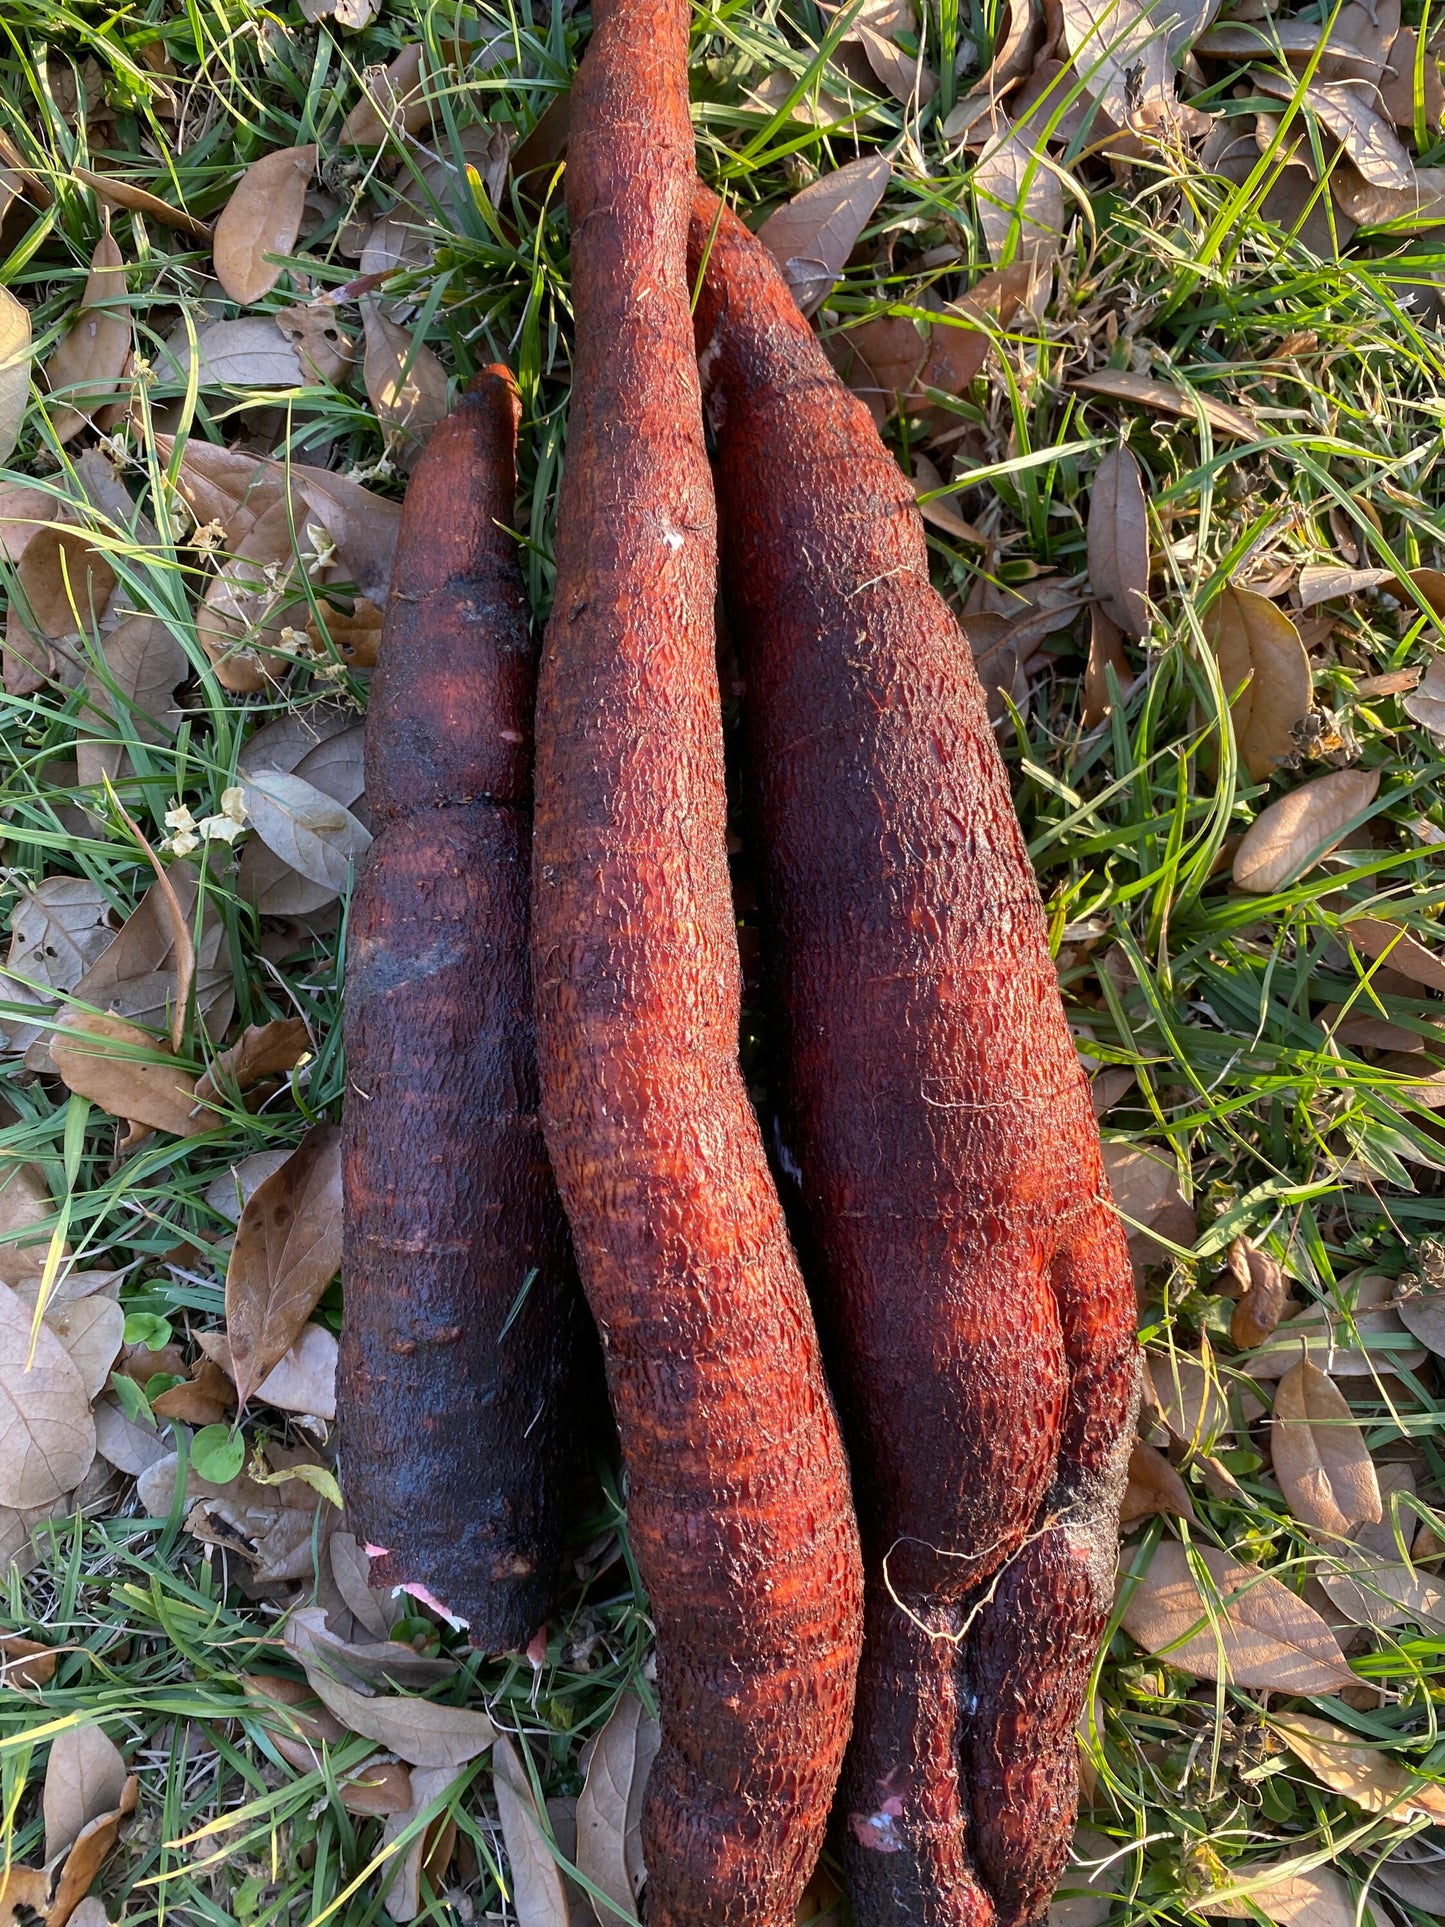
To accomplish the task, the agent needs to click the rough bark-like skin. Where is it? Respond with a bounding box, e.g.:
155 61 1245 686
689 192 1140 1927
529 12 864 1921
340 370 582 1650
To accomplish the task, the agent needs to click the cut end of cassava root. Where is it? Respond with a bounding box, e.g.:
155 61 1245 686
340 366 587 1653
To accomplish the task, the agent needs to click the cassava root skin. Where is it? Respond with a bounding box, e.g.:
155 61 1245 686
340 368 584 1649
529 9 864 1920
689 191 1140 1927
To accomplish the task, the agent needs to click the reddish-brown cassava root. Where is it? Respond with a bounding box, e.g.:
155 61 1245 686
688 191 1140 1927
340 368 584 1650
529 9 864 1921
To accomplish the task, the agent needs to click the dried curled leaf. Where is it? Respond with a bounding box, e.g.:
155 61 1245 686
283 1611 496 1766
1120 1540 1356 1691
213 145 317 304
1232 768 1381 894
1119 1440 1195 1524
1204 584 1313 782
195 1017 310 1107
52 1012 201 1138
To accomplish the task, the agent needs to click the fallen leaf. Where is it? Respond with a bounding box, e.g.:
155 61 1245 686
1059 0 1197 132
1403 655 1445 736
1341 917 1445 993
342 1759 415 1817
757 156 892 317
0 1157 58 1286
44 1296 123 1400
151 1357 236 1427
172 316 306 391
283 1610 455 1693
274 306 356 385
1119 1540 1356 1691
43 221 129 442
360 303 448 464
1194 1863 1356 1927
1073 368 1258 441
494 1734 570 1927
1087 445 1149 639
853 18 938 104
330 1531 401 1640
0 877 113 1053
973 119 1063 263
307 595 382 668
1101 1141 1190 1245
225 1125 343 1404
1397 1285 1445 1356
913 454 986 544
91 1396 167 1476
77 613 187 794
1270 1360 1381 1539
47 1776 137 1927
0 1281 95 1508
1082 607 1131 728
1242 1272 1426 1380
195 1018 310 1108
242 1670 351 1770
74 165 212 241
43 1724 128 1861
1120 1440 1195 1524
1296 564 1393 608
0 480 53 562
1232 768 1381 893
243 767 372 894
827 314 926 425
1379 29 1445 130
15 526 116 639
576 1692 660 1925
213 144 317 305
1204 583 1313 782
0 286 31 464
342 46 430 147
69 869 232 1050
52 1012 201 1138
380 1764 460 1923
1230 1242 1295 1349
1376 1845 1445 1914
253 1322 337 1420
1254 73 1415 190
204 1149 294 1226
1270 1712 1445 1819
195 498 308 691
283 1616 496 1766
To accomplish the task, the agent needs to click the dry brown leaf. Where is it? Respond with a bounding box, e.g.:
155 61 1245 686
1379 28 1445 129
380 1764 459 1923
973 119 1064 263
284 1610 455 1694
1270 1712 1445 1818
274 306 356 385
52 1012 200 1138
47 1777 137 1927
43 222 128 442
576 1692 661 1924
1101 1141 1190 1247
252 1322 336 1420
213 145 317 305
244 767 371 894
1403 655 1445 736
1194 1863 1356 1927
1058 0 1201 132
151 1357 236 1427
853 19 938 104
1270 1360 1381 1538
1242 1272 1426 1379
342 46 430 147
70 870 232 1052
15 527 116 641
1087 445 1149 639
342 1759 415 1817
1081 606 1130 728
941 0 1042 137
1119 1540 1355 1691
1254 72 1415 190
1231 1242 1294 1349
195 1018 309 1107
44 1296 123 1400
0 878 113 1054
913 455 986 544
0 1156 58 1287
757 156 892 317
91 1396 166 1477
360 303 448 464
1376 1845 1445 1914
78 613 187 795
826 314 926 425
1232 768 1381 894
43 1724 128 1862
493 1734 570 1927
74 165 211 241
0 1633 55 1689
0 481 53 563
1204 584 1313 782
1296 564 1393 609
1073 368 1258 441
307 595 382 668
283 1616 496 1766
1341 917 1445 992
1120 1441 1195 1524
0 286 32 466
172 316 306 391
0 1281 95 1508
330 1532 400 1640
225 1125 343 1404
242 1671 350 1770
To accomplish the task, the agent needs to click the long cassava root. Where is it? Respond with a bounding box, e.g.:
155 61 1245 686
340 368 585 1649
689 190 1141 1926
528 4 864 1919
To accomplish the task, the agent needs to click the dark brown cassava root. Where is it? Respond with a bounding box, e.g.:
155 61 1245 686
688 190 1141 1927
529 6 865 1920
339 368 585 1649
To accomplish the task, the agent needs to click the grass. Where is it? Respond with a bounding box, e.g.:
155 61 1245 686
5 0 1445 1922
